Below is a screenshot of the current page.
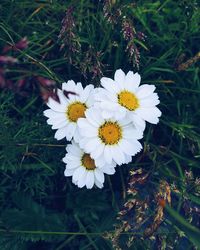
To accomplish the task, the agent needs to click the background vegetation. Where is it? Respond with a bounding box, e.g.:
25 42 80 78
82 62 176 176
0 0 199 249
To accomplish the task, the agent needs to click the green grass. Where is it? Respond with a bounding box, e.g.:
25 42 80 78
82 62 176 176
0 0 200 249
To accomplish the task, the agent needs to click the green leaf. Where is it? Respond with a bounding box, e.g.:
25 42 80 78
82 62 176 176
165 205 200 248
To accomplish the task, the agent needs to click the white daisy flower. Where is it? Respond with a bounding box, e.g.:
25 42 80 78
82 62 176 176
43 80 95 141
77 106 143 166
95 69 162 131
63 141 116 189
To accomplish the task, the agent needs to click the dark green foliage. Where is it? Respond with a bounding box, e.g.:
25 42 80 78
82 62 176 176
0 0 200 249
1 193 66 241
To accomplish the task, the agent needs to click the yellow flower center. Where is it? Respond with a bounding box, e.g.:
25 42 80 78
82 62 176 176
118 90 139 111
82 153 96 170
67 102 87 122
98 121 122 145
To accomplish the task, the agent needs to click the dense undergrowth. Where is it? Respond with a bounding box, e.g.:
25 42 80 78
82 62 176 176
0 0 200 249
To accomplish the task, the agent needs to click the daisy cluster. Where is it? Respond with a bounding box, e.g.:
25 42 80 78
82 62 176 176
44 69 161 189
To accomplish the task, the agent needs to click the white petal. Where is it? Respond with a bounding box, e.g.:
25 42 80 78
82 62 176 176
106 92 118 102
127 139 143 155
64 168 75 177
57 89 69 106
111 146 125 165
84 138 100 153
115 108 127 120
77 169 87 188
104 146 112 164
95 88 108 101
94 179 103 189
51 119 67 129
45 111 66 120
90 142 104 159
114 69 125 89
86 171 95 189
123 126 143 140
47 116 64 125
118 116 132 126
72 167 85 182
79 137 90 150
47 97 66 112
101 166 116 175
63 154 80 163
130 114 146 132
80 84 94 102
135 107 162 124
94 169 105 183
100 101 119 111
73 128 81 143
54 127 68 140
124 154 132 164
119 139 142 156
139 93 160 107
47 113 66 126
43 109 58 118
77 118 91 129
85 107 104 126
62 80 76 92
125 71 141 91
63 159 81 167
85 94 95 107
65 162 80 169
77 121 97 137
72 178 78 185
76 82 84 94
67 93 77 101
95 155 107 168
136 84 156 98
101 77 119 93
65 123 76 141
102 110 114 119
66 142 82 156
